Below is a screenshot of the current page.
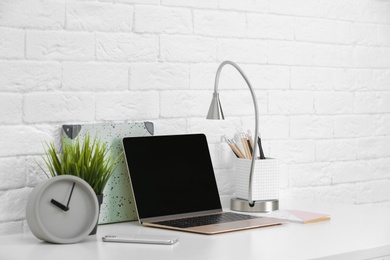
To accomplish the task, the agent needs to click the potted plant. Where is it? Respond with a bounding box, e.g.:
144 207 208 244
38 133 120 234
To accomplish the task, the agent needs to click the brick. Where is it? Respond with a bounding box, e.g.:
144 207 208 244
218 90 267 117
282 187 315 200
191 63 289 91
333 115 372 138
0 61 61 92
0 188 30 222
290 115 333 139
245 65 290 90
96 91 159 121
190 63 218 90
315 184 357 204
194 10 246 37
378 25 390 47
205 63 251 91
291 67 334 90
265 0 321 17
26 31 95 60
374 69 390 90
24 92 95 123
316 139 356 162
96 33 158 61
0 28 24 58
0 221 24 235
380 47 390 68
219 0 265 12
130 62 189 90
332 160 372 184
355 1 390 24
0 126 52 157
376 92 390 113
327 45 355 67
161 35 216 62
67 2 133 32
314 92 354 114
0 94 22 124
160 90 210 117
215 169 234 196
101 0 159 3
62 62 128 91
207 143 225 169
373 115 390 136
25 156 48 187
152 118 187 135
369 158 390 180
268 90 314 115
134 6 192 34
268 40 305 66
0 0 65 29
247 14 294 40
356 91 390 114
355 46 388 68
188 117 242 143
363 46 383 68
357 137 390 160
354 92 376 114
317 1 357 21
269 140 316 163
0 157 26 189
269 40 354 67
357 180 390 204
288 162 332 187
217 38 267 64
162 0 218 8
242 115 289 140
267 1 356 21
295 18 354 44
355 23 377 46
334 68 373 91
217 144 236 169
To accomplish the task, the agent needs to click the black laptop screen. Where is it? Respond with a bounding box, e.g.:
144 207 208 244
122 134 222 220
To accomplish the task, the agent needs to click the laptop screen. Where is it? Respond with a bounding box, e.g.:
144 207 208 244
122 134 222 220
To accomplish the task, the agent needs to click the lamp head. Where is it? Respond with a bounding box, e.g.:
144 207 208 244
206 92 224 120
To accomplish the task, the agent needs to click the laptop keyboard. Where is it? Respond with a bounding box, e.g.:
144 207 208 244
152 212 261 229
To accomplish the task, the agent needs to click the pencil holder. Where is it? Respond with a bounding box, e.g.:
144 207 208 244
234 158 280 201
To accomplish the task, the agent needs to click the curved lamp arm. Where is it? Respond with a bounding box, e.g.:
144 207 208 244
206 60 259 206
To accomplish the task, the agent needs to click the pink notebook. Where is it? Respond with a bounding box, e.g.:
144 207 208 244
267 209 330 224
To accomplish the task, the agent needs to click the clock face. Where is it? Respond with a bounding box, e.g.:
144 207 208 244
27 175 99 244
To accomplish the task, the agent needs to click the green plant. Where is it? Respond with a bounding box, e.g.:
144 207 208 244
39 133 120 195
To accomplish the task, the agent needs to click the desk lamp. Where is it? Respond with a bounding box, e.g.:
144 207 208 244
206 60 278 212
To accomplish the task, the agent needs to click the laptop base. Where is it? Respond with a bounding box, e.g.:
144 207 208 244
230 198 279 212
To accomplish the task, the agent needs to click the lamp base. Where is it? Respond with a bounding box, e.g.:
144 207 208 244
230 198 279 212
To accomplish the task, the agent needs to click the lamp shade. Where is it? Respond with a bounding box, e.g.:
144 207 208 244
206 93 224 120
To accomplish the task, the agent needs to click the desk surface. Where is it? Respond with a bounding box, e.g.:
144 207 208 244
1 200 390 260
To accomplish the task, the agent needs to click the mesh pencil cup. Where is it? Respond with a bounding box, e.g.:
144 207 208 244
234 158 280 201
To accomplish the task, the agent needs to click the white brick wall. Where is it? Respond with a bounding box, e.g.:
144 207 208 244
1 0 390 235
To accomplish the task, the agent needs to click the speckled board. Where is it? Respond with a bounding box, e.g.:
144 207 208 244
61 122 154 224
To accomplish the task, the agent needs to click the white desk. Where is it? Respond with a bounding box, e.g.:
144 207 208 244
1 200 390 260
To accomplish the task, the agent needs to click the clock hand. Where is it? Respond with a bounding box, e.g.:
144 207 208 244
50 182 75 212
50 199 69 211
66 182 76 209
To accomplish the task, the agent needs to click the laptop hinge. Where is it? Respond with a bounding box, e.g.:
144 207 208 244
140 209 223 223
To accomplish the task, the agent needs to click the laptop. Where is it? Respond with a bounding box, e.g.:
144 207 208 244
122 134 284 235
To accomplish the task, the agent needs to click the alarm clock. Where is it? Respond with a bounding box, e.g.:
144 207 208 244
26 175 99 244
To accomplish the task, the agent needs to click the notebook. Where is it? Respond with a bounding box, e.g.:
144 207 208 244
264 209 330 224
62 122 154 224
122 133 284 235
